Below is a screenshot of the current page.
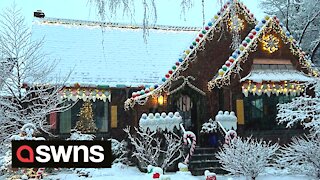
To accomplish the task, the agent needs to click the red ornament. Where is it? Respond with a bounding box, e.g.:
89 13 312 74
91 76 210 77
22 83 28 88
199 34 204 38
168 70 173 74
242 42 247 47
252 31 257 35
153 173 160 179
229 58 235 63
224 5 227 8
276 19 280 24
225 62 231 67
249 34 254 39
175 62 180 66
145 89 150 93
196 38 200 42
165 74 170 78
205 26 210 30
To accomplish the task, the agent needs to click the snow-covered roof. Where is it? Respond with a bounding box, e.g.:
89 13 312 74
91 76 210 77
31 18 200 87
240 69 315 83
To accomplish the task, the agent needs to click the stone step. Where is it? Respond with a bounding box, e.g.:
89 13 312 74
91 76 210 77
194 147 219 154
190 153 217 161
190 167 228 176
189 159 221 169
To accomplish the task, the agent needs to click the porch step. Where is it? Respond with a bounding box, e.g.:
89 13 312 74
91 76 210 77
188 147 227 176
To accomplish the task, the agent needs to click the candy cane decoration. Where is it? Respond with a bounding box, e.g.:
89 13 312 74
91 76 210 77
36 168 45 179
183 131 196 164
225 130 237 145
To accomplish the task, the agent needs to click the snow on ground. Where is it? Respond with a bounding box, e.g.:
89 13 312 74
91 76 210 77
42 164 315 180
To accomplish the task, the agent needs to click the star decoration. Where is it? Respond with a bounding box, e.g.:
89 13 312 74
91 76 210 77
262 34 280 53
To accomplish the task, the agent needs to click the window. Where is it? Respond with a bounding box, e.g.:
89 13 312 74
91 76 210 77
59 100 108 133
244 94 293 130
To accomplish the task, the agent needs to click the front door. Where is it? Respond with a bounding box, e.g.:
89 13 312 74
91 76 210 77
175 95 198 133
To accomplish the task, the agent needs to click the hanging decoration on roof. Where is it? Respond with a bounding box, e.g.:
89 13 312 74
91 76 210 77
262 34 280 53
59 87 111 102
229 1 242 50
124 0 256 110
241 81 305 97
208 15 319 90
227 16 244 32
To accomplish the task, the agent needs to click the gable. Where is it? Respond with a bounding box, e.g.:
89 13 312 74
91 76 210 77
208 15 319 91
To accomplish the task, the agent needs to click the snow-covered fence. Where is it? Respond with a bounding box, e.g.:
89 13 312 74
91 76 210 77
215 111 237 131
139 112 182 132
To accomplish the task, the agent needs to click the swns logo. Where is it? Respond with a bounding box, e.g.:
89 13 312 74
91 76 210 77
12 140 111 168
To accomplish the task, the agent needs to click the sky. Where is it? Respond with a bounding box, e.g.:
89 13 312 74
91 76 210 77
0 0 265 27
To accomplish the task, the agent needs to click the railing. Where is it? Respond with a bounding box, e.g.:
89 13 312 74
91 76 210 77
180 123 192 145
216 121 228 135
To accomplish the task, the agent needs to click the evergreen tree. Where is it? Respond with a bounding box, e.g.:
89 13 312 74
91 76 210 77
75 101 97 133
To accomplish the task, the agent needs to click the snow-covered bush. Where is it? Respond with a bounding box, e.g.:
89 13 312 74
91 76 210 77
277 81 320 136
110 138 129 164
277 135 320 178
123 126 183 172
216 137 279 180
0 147 12 175
67 129 95 140
200 119 218 133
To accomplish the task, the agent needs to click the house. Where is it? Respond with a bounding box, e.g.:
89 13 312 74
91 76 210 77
32 0 318 143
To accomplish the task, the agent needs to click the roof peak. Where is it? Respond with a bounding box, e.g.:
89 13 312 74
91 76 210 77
33 17 201 31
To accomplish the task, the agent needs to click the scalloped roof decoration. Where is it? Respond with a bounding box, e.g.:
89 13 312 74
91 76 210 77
125 0 257 110
208 15 319 90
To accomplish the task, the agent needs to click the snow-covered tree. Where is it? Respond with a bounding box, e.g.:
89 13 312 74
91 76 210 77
277 81 320 136
216 137 279 180
88 0 228 41
123 126 183 172
277 135 320 178
0 4 73 149
260 0 320 63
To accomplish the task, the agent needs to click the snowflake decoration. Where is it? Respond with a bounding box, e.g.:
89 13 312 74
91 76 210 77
228 16 244 32
262 34 280 53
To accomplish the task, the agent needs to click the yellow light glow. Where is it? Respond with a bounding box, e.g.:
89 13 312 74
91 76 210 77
262 34 280 53
228 16 244 32
158 95 164 106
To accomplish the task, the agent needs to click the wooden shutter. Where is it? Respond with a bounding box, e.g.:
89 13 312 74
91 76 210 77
111 106 118 128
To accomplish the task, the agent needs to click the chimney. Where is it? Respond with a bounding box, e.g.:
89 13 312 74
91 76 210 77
34 10 45 18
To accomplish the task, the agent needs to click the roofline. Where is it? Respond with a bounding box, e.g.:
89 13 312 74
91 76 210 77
33 17 202 32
